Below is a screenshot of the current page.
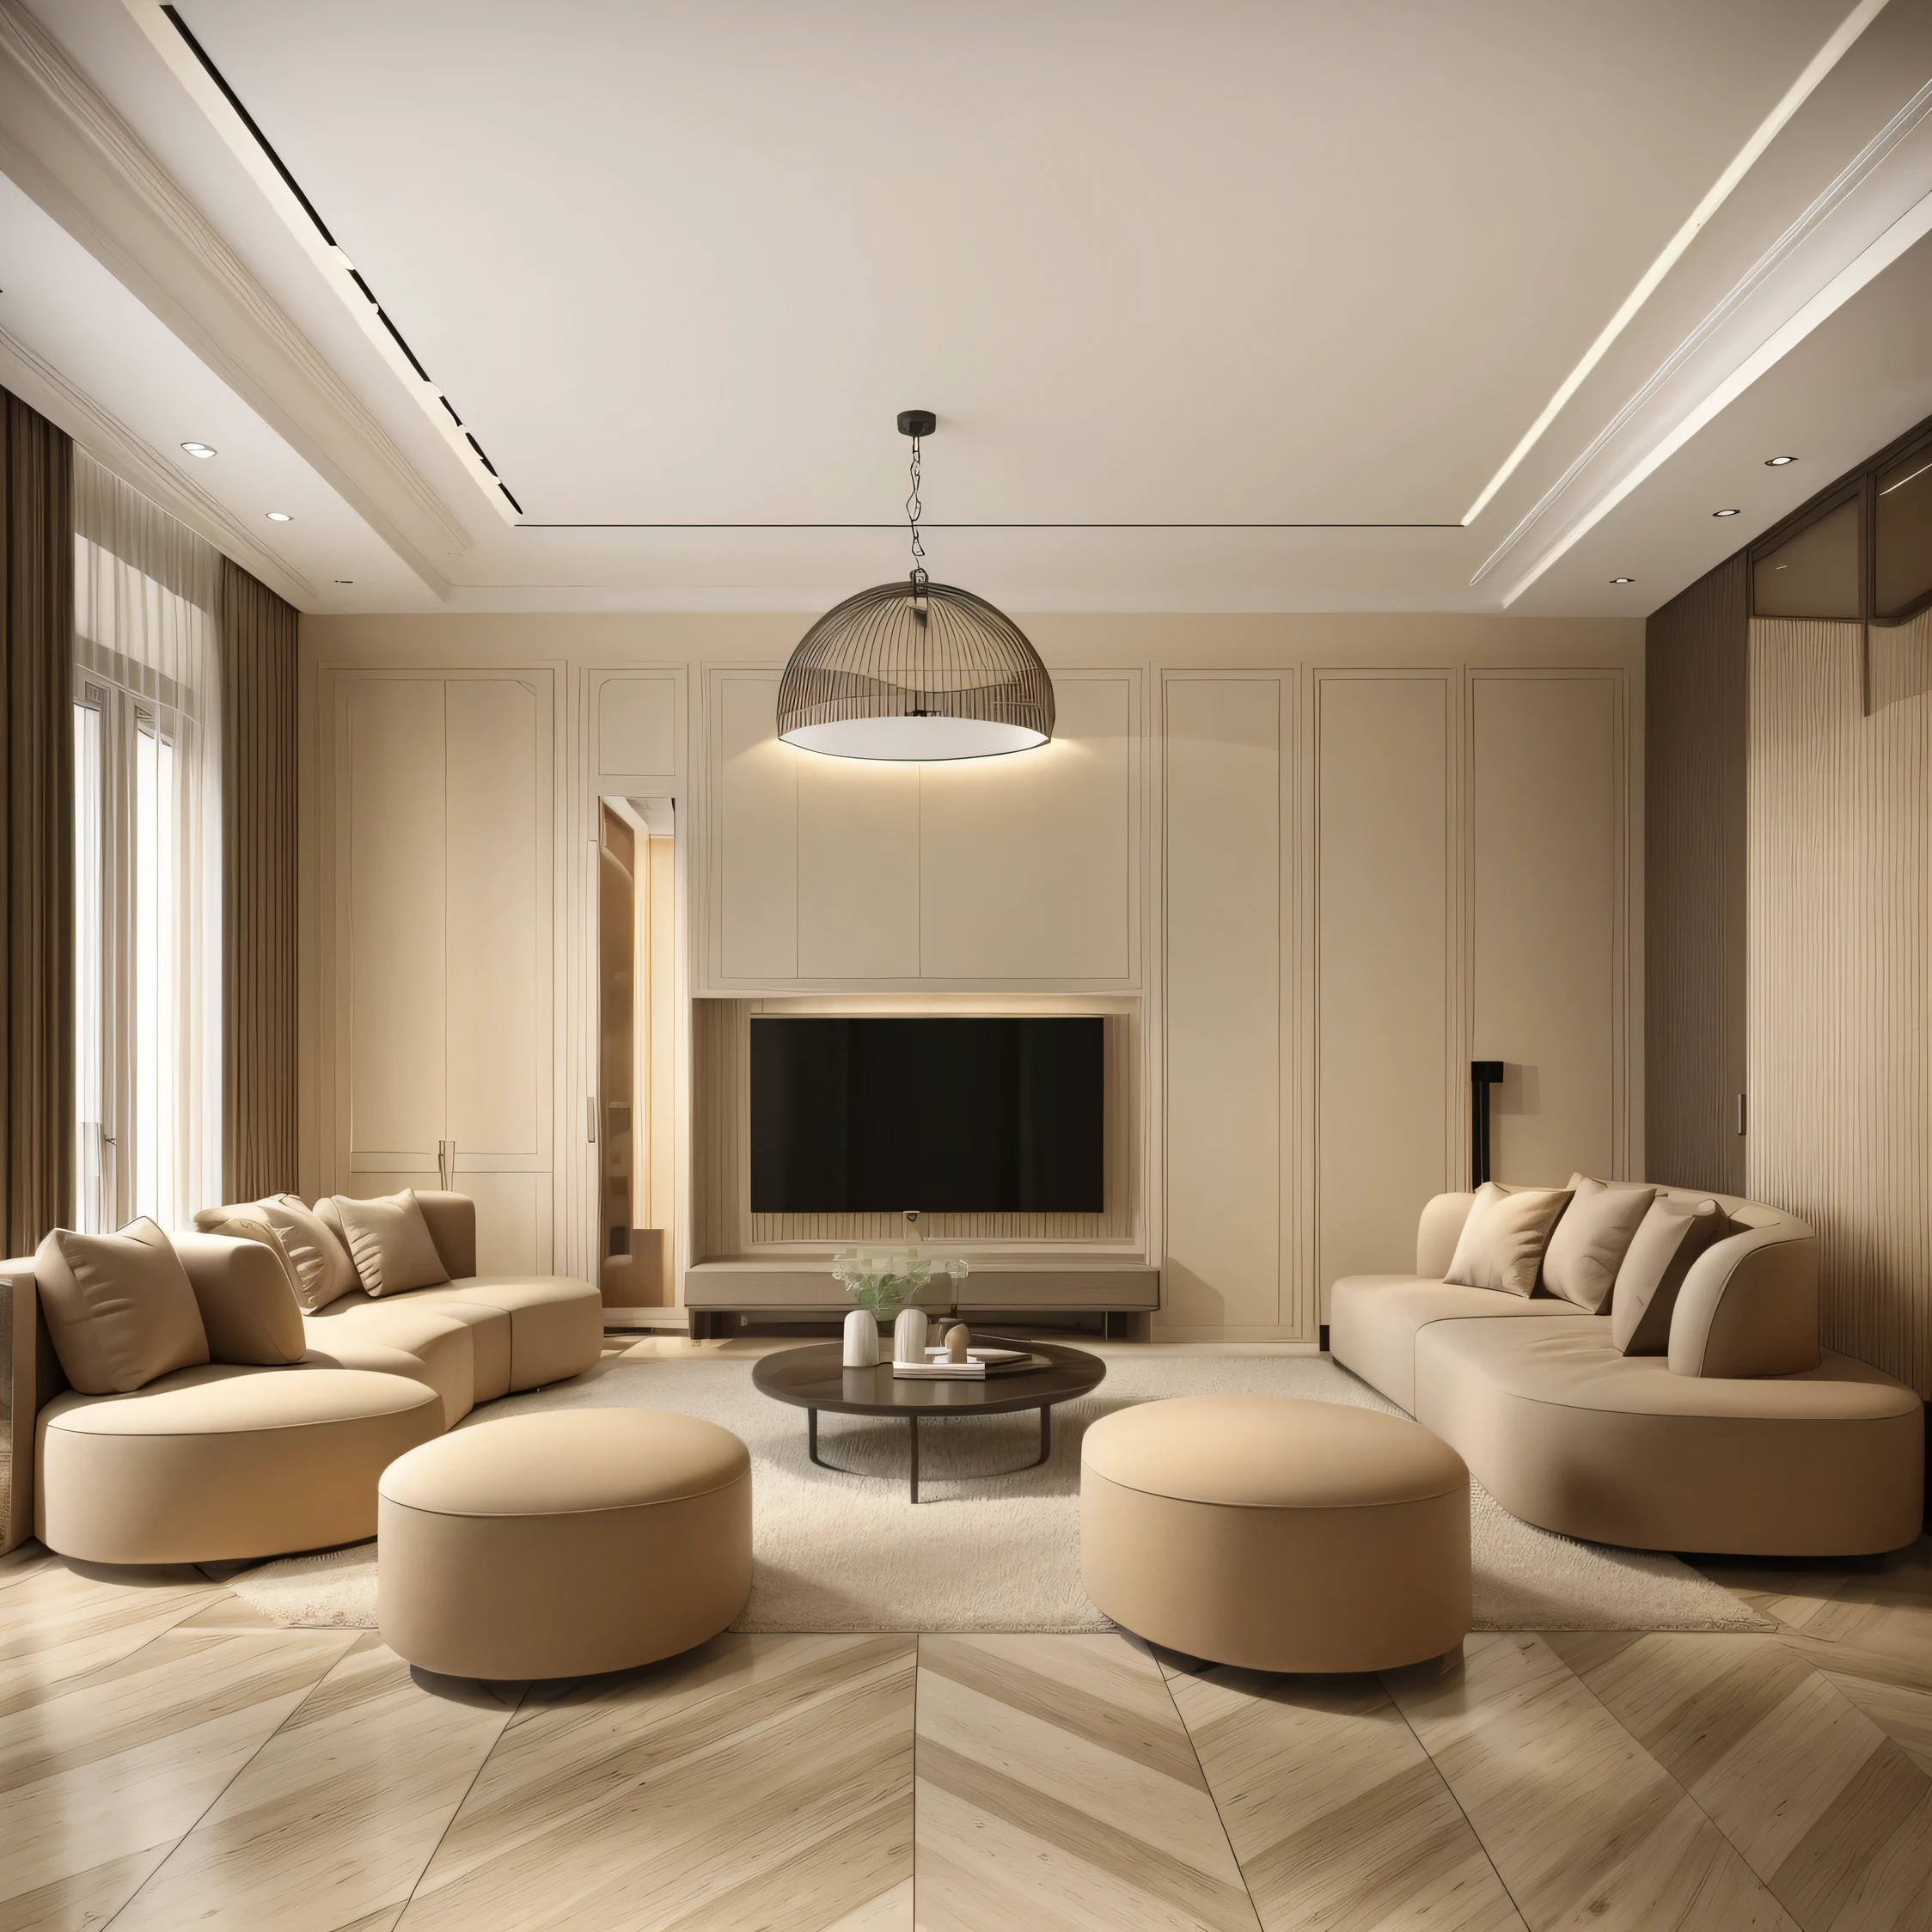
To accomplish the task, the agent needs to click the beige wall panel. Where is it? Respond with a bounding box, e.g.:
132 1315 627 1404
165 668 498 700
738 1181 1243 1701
445 678 543 1159
919 677 1134 980
1749 614 1932 1397
1163 678 1282 1327
343 679 444 1164
1318 675 1451 1299
716 675 798 981
797 755 920 978
1472 673 1620 1186
596 674 677 777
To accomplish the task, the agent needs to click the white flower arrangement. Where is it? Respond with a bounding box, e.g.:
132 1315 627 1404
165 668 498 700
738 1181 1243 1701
832 1245 969 1318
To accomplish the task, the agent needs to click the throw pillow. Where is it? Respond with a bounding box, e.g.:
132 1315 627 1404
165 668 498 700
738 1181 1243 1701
199 1195 358 1311
1611 1195 1728 1354
34 1218 210 1394
331 1189 451 1296
1542 1175 1656 1313
1443 1182 1574 1297
173 1224 308 1365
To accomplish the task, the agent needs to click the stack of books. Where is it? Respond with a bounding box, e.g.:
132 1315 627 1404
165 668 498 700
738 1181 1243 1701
892 1346 1031 1379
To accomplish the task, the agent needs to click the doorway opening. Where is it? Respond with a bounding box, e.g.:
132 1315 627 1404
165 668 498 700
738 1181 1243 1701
598 798 675 1307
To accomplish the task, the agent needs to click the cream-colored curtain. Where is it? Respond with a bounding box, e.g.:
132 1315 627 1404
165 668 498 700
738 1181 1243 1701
71 455 222 1231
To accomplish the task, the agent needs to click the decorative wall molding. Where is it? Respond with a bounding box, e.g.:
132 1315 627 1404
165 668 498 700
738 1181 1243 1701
0 321 315 604
0 0 467 596
1477 70 1932 602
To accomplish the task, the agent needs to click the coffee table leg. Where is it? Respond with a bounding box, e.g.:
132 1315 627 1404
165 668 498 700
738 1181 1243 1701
1040 1404 1051 1463
809 1407 823 1468
908 1415 920 1504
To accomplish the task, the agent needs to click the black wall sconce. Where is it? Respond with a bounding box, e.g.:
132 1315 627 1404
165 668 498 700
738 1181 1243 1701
1471 1061 1504 1188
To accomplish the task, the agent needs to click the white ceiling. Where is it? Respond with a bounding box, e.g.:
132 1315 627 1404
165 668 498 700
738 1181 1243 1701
1 0 1929 615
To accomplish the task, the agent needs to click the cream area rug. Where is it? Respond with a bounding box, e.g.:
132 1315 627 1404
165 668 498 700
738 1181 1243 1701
229 1348 1765 1636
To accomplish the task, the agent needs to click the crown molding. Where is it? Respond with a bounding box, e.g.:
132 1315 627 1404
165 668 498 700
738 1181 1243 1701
0 320 318 606
1477 69 1932 605
0 0 461 597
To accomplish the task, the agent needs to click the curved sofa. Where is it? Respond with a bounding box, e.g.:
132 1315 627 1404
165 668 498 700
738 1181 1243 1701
1330 1183 1923 1557
5 1191 602 1565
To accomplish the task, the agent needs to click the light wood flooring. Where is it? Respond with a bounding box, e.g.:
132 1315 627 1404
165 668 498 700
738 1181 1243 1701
6 1533 1932 1932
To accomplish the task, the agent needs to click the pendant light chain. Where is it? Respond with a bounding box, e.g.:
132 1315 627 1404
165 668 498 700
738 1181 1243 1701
906 434 928 595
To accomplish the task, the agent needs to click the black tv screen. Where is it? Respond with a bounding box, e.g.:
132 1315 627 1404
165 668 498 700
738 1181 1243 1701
750 1016 1104 1214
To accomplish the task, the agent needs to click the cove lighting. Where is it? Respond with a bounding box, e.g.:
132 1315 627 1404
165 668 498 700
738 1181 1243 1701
179 441 217 459
1714 508 1741 517
1765 455 1798 466
266 511 294 522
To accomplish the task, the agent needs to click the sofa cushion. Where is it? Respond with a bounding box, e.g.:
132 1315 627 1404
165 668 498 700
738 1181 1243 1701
34 1219 210 1394
171 1229 307 1366
1328 1274 1593 1414
1668 1222 1822 1379
197 1195 358 1312
1443 1183 1573 1298
36 1364 443 1564
1611 1195 1726 1354
1410 1316 1923 1556
399 1277 603 1391
309 1291 512 1404
301 1299 477 1426
331 1191 451 1297
1542 1176 1655 1313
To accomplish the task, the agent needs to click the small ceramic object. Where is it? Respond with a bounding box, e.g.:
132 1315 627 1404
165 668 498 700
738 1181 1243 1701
842 1308 879 1368
893 1307 929 1364
945 1324 971 1363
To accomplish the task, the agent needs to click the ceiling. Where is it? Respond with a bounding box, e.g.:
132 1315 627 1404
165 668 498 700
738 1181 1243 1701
1 0 1929 616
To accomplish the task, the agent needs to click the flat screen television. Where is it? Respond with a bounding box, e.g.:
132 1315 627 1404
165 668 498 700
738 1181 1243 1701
749 1016 1104 1214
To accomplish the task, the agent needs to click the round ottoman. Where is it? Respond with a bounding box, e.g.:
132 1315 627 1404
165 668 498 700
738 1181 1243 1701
377 1409 752 1679
1081 1395 1470 1672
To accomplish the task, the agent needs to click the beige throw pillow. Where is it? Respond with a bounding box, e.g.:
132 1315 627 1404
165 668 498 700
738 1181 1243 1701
1542 1175 1656 1313
199 1195 358 1311
331 1189 450 1296
1611 1195 1728 1354
172 1226 307 1365
1443 1182 1574 1297
34 1218 210 1393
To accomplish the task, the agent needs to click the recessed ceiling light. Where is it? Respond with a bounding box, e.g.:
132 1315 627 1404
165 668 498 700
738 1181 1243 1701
266 511 294 522
1765 455 1797 466
334 578 354 584
179 440 217 459
1713 507 1741 517
1610 576 1635 584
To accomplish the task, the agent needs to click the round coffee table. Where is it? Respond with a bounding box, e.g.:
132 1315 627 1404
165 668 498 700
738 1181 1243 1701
753 1334 1106 1502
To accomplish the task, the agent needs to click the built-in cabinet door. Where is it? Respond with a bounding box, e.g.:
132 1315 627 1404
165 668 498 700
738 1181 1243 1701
325 669 554 1273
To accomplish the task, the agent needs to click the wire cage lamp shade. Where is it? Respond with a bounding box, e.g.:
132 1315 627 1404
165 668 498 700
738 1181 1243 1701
777 578 1055 760
778 409 1055 761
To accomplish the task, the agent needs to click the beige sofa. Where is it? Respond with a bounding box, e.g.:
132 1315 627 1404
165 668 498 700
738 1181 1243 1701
1330 1184 1924 1557
3 1191 602 1564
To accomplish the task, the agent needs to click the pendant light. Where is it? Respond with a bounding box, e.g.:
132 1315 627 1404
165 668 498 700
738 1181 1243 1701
776 412 1055 760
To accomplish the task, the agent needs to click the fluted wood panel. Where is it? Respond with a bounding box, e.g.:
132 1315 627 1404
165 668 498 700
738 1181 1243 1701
1748 612 1932 1396
1647 557 1748 1195
219 559 298 1200
0 390 72 1254
692 997 1139 1259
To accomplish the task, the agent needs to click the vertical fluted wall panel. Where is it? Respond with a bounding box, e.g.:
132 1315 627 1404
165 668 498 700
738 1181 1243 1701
1646 556 1748 1194
1748 612 1932 1396
219 559 299 1201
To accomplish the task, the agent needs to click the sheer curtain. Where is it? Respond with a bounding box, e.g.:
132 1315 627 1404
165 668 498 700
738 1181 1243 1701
72 455 222 1231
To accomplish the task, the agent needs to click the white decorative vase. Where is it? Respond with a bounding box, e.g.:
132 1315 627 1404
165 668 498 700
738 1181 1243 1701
893 1307 929 1364
842 1308 880 1368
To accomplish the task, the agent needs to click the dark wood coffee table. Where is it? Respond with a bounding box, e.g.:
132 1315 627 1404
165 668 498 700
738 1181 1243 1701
752 1334 1106 1502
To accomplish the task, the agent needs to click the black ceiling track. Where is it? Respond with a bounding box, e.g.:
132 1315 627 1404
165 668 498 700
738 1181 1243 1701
162 4 524 521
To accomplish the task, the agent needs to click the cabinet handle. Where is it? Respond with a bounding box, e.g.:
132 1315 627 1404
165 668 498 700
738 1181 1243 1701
437 1139 453 1189
587 1097 598 1144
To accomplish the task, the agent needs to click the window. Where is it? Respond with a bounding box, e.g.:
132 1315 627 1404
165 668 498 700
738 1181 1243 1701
71 455 222 1231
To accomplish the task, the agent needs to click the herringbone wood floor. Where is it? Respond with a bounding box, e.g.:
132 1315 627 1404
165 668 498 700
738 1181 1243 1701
5 1532 1931 1932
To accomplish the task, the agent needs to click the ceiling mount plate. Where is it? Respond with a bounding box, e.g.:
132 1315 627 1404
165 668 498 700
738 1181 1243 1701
896 409 937 437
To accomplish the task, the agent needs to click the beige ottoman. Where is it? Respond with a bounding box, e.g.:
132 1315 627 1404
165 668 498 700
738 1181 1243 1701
1081 1395 1470 1672
378 1409 752 1679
